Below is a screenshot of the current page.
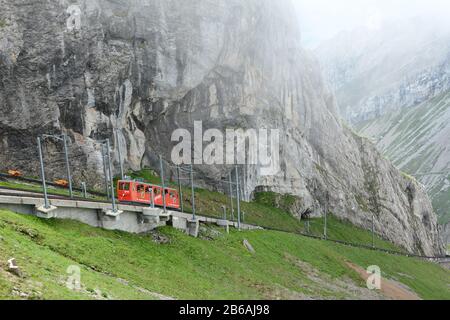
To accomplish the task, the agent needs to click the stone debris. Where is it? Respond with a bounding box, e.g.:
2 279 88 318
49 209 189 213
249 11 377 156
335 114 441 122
149 230 171 244
7 258 23 278
243 239 256 254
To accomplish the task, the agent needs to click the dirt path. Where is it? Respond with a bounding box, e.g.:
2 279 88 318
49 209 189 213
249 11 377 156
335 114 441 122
346 262 421 300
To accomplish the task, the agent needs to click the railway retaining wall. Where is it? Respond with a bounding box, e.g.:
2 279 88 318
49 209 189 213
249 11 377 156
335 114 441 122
0 195 261 236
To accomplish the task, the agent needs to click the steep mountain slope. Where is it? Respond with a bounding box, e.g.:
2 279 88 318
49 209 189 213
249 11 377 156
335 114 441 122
316 17 450 233
357 91 450 225
316 17 450 124
0 0 444 255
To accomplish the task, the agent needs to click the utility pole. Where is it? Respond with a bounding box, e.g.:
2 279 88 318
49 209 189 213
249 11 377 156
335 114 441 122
176 165 184 213
151 185 155 208
37 137 50 209
372 214 375 248
324 192 329 240
242 165 246 202
190 164 196 220
62 134 73 198
102 144 110 200
81 182 87 199
159 155 167 213
222 206 227 220
42 134 73 198
229 171 234 221
105 140 116 213
235 166 241 230
115 129 124 180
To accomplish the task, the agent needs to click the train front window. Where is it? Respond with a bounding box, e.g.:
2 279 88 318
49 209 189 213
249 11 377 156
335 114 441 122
119 182 130 191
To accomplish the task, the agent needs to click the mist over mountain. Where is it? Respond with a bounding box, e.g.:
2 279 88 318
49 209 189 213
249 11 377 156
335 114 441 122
316 16 450 123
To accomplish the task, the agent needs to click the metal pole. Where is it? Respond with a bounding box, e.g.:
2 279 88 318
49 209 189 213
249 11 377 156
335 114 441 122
235 166 241 230
115 129 124 180
241 178 244 203
324 192 329 240
222 206 227 220
62 134 73 198
37 137 50 209
159 155 167 213
229 171 234 221
106 140 116 212
151 187 155 208
190 164 196 220
176 165 184 213
102 144 110 200
372 214 375 248
81 182 87 199
243 165 248 201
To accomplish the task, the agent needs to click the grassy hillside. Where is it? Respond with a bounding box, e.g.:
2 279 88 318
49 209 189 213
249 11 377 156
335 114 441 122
0 209 449 300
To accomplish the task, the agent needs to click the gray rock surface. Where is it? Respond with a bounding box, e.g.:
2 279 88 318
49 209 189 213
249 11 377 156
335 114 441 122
442 223 450 246
316 17 450 232
357 91 450 229
0 0 445 256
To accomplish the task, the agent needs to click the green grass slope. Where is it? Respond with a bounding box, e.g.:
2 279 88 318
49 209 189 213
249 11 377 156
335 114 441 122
0 210 448 300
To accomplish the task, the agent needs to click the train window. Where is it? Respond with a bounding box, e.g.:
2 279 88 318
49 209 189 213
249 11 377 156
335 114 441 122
119 182 130 191
137 185 146 193
155 188 161 195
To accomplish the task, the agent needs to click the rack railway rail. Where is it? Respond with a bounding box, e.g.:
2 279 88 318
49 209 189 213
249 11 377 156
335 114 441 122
0 172 106 198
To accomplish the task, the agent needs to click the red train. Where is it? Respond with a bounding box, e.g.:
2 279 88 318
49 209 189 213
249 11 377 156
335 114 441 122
117 180 180 210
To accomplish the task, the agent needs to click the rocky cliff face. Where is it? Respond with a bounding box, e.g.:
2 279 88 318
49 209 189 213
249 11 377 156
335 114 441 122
443 223 450 247
316 18 450 234
0 0 445 256
357 91 450 230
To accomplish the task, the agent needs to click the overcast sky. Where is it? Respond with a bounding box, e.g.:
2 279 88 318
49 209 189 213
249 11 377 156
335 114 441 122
292 0 450 48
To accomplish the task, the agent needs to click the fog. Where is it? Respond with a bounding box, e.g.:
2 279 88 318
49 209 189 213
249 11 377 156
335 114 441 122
292 0 450 48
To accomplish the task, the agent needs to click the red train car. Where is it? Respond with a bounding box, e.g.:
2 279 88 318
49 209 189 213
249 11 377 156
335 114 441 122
117 180 180 210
